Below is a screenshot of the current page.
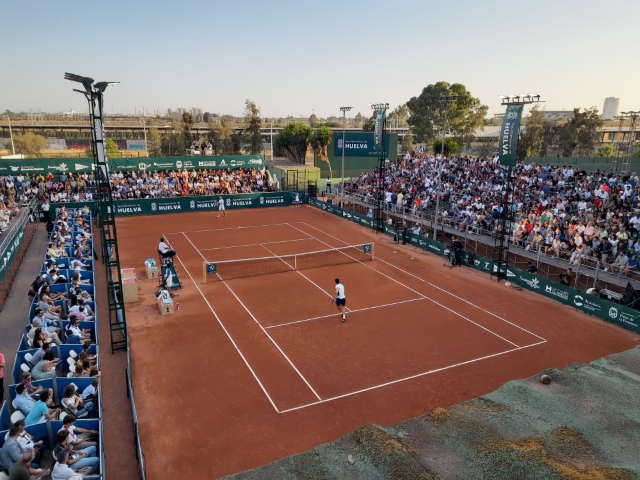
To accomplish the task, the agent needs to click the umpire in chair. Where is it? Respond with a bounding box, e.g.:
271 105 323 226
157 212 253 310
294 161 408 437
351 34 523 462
158 237 177 264
451 236 463 267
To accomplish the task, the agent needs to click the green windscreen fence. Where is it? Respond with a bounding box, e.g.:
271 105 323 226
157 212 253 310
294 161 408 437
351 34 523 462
307 198 640 334
48 191 305 219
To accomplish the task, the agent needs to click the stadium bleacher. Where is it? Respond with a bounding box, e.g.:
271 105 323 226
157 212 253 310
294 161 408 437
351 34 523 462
0 207 104 479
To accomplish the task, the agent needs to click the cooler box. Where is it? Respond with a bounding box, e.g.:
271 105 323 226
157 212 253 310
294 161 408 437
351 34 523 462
121 268 136 280
158 298 174 315
144 258 158 279
122 277 139 303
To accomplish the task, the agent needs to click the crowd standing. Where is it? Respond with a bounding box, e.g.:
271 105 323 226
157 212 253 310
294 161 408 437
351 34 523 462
344 153 640 276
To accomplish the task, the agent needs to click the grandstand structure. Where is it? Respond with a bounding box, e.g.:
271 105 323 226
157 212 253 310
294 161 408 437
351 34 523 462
0 206 105 478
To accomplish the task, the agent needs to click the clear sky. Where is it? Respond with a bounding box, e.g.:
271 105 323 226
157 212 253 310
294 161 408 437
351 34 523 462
1 0 639 119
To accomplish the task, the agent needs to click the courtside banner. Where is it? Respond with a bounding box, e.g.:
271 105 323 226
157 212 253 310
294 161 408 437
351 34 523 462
498 104 523 167
0 227 25 285
49 192 304 218
374 109 386 151
0 155 264 176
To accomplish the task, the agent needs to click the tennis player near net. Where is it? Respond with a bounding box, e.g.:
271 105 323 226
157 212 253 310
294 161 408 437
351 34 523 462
332 278 346 322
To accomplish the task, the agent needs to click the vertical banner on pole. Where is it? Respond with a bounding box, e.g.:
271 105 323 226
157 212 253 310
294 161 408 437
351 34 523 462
374 109 386 151
498 104 523 166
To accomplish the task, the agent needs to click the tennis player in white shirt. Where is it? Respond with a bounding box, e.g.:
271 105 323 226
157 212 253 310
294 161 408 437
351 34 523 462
217 196 226 218
332 278 347 322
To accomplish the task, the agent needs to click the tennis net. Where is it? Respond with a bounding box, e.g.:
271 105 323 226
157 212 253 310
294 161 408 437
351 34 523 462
202 242 374 282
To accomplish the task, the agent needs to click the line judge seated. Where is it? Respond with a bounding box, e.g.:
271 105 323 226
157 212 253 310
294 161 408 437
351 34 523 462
158 238 177 259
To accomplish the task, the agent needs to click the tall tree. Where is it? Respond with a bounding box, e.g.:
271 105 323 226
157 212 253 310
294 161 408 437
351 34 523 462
354 112 363 127
388 104 409 128
180 111 195 147
13 132 47 157
105 138 121 158
407 81 488 143
556 107 603 157
310 126 333 177
309 114 318 127
274 122 312 163
517 106 557 160
146 126 162 157
597 144 616 157
362 112 376 132
243 100 263 154
401 131 414 153
432 137 460 157
210 118 234 154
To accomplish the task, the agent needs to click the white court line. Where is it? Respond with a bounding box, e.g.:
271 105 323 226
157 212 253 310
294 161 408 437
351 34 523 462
288 223 520 348
375 253 546 341
182 231 322 401
163 222 293 235
217 273 323 401
297 220 545 343
265 297 426 329
278 339 547 413
259 243 347 310
161 237 280 413
200 237 314 251
182 232 207 261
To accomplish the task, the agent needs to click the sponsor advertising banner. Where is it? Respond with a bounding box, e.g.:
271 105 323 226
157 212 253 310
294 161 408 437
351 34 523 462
49 191 304 219
498 104 524 167
0 159 94 175
332 133 392 158
110 155 264 172
0 228 25 285
307 198 640 335
0 155 264 175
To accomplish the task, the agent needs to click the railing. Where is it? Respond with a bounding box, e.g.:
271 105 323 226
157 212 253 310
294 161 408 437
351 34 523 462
127 336 146 480
0 197 39 309
330 192 631 293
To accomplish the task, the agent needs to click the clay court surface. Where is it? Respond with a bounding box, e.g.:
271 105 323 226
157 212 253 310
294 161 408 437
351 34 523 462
115 205 639 479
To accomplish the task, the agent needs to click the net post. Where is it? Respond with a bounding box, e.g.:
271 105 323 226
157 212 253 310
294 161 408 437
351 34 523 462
203 261 207 283
371 242 375 261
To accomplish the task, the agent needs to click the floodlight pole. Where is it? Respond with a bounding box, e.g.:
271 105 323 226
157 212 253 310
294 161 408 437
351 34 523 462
340 106 352 208
433 95 459 240
64 72 127 352
492 94 542 282
7 116 15 155
142 115 148 158
370 103 389 232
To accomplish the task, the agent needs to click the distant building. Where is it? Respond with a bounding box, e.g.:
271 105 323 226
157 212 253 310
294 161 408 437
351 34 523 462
191 108 203 117
602 97 619 120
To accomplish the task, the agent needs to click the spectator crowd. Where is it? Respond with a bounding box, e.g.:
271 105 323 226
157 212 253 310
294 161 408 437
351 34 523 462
344 153 640 276
0 205 102 479
109 167 275 199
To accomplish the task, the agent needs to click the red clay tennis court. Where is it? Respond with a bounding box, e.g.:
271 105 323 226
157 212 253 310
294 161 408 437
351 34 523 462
116 205 639 479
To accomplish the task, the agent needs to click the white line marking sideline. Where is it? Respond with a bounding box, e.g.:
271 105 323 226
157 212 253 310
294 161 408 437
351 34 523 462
289 223 520 348
216 273 323 401
161 237 281 413
278 340 547 413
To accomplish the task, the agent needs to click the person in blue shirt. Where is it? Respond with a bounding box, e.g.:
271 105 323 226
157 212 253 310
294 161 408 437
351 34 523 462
12 384 36 416
627 255 639 273
24 391 59 426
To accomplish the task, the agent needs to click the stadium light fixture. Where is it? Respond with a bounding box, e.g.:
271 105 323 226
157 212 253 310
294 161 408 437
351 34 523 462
339 106 353 208
500 94 541 105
